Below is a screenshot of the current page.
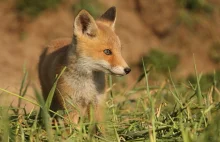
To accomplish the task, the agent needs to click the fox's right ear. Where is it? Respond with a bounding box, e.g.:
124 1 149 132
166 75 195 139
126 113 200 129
74 10 98 37
99 6 116 30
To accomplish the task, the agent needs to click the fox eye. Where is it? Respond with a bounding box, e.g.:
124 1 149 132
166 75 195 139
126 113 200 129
103 49 112 55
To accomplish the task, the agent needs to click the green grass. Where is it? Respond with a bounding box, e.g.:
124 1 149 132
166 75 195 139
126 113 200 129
16 0 62 17
72 0 104 19
209 42 220 64
177 0 213 13
188 70 220 92
141 49 179 74
176 0 214 30
0 63 220 141
141 49 179 81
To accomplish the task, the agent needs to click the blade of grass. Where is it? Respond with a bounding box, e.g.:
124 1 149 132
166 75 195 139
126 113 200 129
18 69 29 112
113 124 120 142
108 75 113 98
45 66 66 110
1 107 10 142
142 58 156 142
43 67 67 141
168 68 183 108
193 54 202 105
0 88 40 106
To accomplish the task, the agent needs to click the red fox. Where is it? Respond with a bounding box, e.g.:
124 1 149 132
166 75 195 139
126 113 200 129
38 7 131 125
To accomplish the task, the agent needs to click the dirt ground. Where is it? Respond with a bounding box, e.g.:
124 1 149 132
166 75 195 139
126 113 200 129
0 0 220 109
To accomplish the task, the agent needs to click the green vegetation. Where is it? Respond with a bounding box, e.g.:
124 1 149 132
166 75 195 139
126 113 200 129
209 42 220 64
1 62 220 141
177 9 197 29
72 0 104 18
15 0 104 18
177 0 213 13
16 0 62 17
188 70 220 92
176 0 214 29
141 49 179 75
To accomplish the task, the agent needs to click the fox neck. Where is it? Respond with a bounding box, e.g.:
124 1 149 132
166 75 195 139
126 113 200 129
66 36 100 77
64 38 106 95
67 56 95 77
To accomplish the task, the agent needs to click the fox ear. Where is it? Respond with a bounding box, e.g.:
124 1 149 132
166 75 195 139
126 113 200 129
74 10 98 37
99 6 116 30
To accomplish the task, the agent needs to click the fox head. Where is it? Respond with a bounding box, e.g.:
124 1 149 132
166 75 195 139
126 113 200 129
72 7 131 76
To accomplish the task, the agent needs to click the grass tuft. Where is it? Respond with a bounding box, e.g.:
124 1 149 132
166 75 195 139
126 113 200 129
16 0 62 17
0 62 220 141
141 49 179 75
72 0 104 18
177 0 214 13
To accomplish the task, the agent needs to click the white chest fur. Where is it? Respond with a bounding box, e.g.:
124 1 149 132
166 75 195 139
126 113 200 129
62 71 106 106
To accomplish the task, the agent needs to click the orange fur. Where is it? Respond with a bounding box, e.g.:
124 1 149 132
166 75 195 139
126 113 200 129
38 7 130 129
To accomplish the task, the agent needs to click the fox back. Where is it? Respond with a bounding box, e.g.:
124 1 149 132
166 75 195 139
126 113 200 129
38 7 130 124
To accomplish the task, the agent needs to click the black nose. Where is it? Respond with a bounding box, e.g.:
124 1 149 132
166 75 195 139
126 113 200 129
124 68 131 74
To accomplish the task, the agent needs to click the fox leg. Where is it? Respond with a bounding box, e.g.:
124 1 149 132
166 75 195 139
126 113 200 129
95 104 106 134
87 103 105 134
61 110 80 138
63 107 87 135
67 106 87 124
68 111 80 124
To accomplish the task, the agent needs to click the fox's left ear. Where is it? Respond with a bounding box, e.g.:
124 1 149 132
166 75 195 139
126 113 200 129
99 6 116 30
74 10 98 37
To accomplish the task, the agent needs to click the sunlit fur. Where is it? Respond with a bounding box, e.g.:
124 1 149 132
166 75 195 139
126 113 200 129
38 7 130 126
75 21 129 75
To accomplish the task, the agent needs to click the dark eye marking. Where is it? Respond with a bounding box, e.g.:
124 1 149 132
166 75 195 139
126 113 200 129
103 49 112 55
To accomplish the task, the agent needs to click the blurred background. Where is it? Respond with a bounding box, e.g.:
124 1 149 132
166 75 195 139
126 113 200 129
0 0 220 107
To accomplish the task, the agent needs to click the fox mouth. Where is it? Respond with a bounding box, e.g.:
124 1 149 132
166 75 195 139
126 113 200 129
108 70 125 76
103 66 127 76
96 61 128 76
98 65 124 76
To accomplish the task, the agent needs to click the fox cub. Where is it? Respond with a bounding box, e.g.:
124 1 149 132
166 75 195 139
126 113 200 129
38 7 131 125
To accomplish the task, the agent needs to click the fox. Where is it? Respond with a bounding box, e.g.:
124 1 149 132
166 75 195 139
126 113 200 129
38 6 131 126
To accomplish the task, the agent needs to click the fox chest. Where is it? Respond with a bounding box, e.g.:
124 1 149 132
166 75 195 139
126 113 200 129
60 71 106 105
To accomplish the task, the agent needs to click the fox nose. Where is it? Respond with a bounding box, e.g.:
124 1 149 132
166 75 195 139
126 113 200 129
124 67 131 74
